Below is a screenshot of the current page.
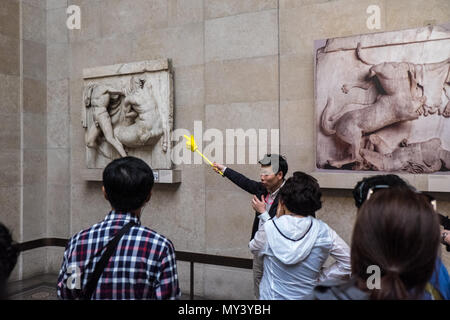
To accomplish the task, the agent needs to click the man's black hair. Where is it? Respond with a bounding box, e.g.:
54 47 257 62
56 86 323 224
102 156 154 212
352 174 408 208
258 154 288 179
279 171 322 217
0 223 18 299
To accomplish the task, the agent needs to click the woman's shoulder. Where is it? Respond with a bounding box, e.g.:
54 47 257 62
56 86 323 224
313 218 342 235
311 218 332 234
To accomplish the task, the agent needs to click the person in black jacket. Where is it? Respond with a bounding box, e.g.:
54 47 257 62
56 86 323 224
212 154 288 299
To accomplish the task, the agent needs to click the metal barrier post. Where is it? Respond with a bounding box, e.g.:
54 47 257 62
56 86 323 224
190 261 194 300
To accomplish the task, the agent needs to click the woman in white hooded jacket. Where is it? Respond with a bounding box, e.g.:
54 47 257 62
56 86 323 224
249 172 351 300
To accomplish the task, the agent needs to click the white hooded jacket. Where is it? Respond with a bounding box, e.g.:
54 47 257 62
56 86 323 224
250 215 351 300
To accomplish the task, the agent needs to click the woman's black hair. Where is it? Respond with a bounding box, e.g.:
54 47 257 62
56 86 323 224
352 174 408 208
278 171 322 216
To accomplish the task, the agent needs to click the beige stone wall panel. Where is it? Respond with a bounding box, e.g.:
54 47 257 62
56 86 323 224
205 56 279 105
205 0 277 20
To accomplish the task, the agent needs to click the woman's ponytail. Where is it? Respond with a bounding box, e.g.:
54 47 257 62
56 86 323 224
370 271 409 300
351 188 441 300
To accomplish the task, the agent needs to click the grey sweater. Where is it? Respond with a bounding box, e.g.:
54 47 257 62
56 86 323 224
306 278 370 300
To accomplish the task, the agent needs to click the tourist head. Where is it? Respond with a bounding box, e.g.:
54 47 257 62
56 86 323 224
278 171 322 217
128 76 146 93
0 223 19 299
102 156 154 214
351 187 440 299
352 174 408 208
258 154 288 191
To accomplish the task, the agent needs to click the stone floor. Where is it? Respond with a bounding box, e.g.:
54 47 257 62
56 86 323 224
7 274 58 300
6 273 200 300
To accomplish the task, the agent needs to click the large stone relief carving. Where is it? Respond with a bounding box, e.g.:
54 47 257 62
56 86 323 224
316 24 450 173
82 59 173 169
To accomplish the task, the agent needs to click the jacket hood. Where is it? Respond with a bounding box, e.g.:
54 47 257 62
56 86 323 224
264 215 320 265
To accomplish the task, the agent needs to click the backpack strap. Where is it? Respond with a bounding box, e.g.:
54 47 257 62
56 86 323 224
81 221 135 300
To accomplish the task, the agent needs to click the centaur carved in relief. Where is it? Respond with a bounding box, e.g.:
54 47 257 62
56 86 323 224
83 75 169 159
320 43 450 169
114 76 169 152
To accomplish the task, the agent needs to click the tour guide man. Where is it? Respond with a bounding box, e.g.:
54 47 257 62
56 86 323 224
212 154 288 299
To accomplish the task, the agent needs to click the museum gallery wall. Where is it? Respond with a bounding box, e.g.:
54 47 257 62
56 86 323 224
3 0 450 299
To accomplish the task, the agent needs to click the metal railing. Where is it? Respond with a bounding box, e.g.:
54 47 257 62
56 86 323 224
16 238 253 300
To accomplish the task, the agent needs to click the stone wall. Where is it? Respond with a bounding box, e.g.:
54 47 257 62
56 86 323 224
0 0 49 281
66 0 450 299
21 0 48 279
0 0 21 281
46 0 71 276
278 0 450 278
2 0 449 298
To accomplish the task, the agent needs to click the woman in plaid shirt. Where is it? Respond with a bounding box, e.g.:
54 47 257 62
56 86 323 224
57 156 180 300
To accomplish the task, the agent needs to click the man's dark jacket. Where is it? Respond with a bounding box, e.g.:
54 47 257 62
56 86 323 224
223 168 279 240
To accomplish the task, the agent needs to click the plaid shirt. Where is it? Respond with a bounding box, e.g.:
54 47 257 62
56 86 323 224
57 211 180 300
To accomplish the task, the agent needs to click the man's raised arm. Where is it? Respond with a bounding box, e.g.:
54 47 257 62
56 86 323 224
212 162 265 196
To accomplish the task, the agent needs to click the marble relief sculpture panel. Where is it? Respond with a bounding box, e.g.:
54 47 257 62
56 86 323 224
315 24 450 173
82 60 173 169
